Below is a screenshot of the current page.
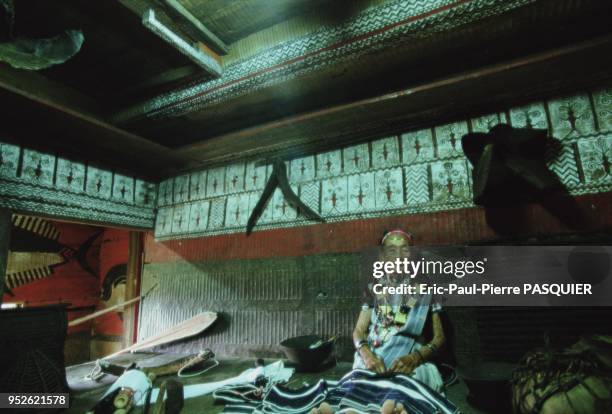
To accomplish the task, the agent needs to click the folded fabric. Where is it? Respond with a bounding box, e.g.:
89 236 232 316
142 360 294 405
215 369 460 414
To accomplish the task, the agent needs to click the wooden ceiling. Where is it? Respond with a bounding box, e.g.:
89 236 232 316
1 0 612 180
130 0 336 44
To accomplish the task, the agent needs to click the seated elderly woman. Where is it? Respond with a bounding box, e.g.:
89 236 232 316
352 229 446 392
218 230 456 414
307 229 454 414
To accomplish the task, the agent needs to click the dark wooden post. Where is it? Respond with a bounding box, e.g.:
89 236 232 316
123 231 143 347
0 209 11 306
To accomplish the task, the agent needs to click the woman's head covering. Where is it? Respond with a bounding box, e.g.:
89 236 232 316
381 229 414 246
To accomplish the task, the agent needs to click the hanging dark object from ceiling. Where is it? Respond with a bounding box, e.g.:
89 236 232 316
461 124 564 206
0 0 83 70
247 159 325 235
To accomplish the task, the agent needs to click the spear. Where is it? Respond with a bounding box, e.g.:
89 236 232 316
68 283 158 327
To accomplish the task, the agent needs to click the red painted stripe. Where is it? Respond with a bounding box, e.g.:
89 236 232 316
146 0 475 118
144 192 612 263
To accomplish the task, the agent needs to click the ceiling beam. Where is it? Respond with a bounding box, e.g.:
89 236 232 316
0 63 195 179
161 0 229 55
174 35 612 172
142 8 223 77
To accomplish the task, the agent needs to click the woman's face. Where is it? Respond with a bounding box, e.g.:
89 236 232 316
381 244 411 261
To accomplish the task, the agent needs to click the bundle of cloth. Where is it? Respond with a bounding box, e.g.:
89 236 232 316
214 369 459 414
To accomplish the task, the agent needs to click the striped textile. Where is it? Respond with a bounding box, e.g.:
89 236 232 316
12 214 60 240
215 369 459 414
5 266 53 289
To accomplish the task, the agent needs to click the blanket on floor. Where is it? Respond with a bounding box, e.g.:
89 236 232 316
214 369 460 414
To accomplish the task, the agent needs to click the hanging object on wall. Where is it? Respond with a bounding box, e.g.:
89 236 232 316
0 0 83 70
247 159 325 235
461 124 564 206
4 215 102 292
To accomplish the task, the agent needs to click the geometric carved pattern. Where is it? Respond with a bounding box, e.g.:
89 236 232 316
225 193 250 228
135 179 157 207
173 175 189 204
153 86 612 240
470 113 507 133
548 94 596 140
208 198 227 229
225 163 245 195
299 181 321 216
430 160 471 204
402 129 434 164
0 142 20 178
157 179 173 206
374 168 403 210
371 136 400 169
127 0 537 122
509 102 548 130
21 149 54 186
112 174 135 204
206 168 225 198
171 203 190 234
435 122 468 159
348 172 375 213
189 171 207 200
245 161 268 191
316 150 342 179
156 207 173 236
0 143 156 228
404 165 429 206
188 200 210 233
592 88 612 133
546 141 580 187
271 187 298 222
291 156 316 183
577 135 612 184
343 143 370 174
86 166 113 200
55 158 85 193
321 176 348 216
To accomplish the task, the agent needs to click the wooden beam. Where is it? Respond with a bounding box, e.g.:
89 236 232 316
123 65 200 94
0 209 11 305
162 0 229 55
123 232 143 347
174 35 612 170
0 63 196 179
142 8 223 77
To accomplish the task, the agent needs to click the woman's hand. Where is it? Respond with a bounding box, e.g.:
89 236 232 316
389 352 422 375
361 347 386 373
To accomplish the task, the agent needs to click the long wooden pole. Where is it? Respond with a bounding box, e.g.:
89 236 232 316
68 282 158 328
124 231 143 347
68 296 141 327
0 208 11 305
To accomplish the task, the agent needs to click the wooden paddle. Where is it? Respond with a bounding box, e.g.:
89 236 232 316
104 311 218 359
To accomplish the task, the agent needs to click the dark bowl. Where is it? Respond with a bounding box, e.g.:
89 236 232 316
280 335 336 372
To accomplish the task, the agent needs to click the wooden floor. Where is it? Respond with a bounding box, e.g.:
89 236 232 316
66 355 485 413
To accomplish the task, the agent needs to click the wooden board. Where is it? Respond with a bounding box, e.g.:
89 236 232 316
105 311 217 359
